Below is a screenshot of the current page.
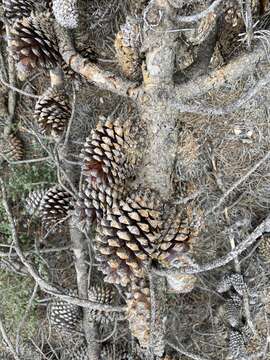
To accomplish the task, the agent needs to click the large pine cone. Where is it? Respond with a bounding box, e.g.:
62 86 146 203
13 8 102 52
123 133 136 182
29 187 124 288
81 119 132 188
88 284 116 324
94 190 162 287
10 11 60 72
114 19 142 81
49 290 82 334
25 188 47 215
34 86 71 138
39 185 74 227
126 280 151 350
1 133 25 161
3 0 35 23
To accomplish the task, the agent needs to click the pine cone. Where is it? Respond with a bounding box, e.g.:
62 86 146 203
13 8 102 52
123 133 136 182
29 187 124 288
10 11 60 72
114 19 142 81
258 234 270 262
88 284 116 324
94 190 162 286
39 185 74 227
61 342 88 360
101 342 135 360
3 133 25 161
155 209 192 267
217 273 246 296
49 290 82 334
34 87 71 138
229 329 246 359
3 0 35 24
52 0 78 29
224 294 243 328
25 188 47 215
81 119 131 188
126 279 151 349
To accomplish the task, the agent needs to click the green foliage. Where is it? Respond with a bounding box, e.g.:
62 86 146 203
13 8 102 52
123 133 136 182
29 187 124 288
6 162 56 201
0 271 39 341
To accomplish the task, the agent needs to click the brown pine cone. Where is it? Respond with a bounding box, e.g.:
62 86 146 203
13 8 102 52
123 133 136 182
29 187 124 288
258 234 270 262
94 190 162 287
126 279 151 349
155 208 192 267
2 133 25 161
88 284 116 324
3 0 35 23
25 188 47 215
39 185 74 227
10 11 60 72
81 119 132 188
34 86 71 138
114 19 142 81
49 290 82 334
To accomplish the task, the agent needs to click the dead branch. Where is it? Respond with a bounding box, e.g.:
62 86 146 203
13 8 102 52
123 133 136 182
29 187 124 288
54 23 140 99
167 341 209 360
176 0 224 23
174 41 267 99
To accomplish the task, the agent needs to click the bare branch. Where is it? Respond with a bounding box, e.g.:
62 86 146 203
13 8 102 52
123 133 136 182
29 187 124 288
176 0 224 23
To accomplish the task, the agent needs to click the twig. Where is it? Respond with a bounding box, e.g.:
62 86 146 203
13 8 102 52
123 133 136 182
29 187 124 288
0 313 21 360
176 0 224 23
206 150 270 216
168 341 209 360
15 282 39 354
154 213 270 276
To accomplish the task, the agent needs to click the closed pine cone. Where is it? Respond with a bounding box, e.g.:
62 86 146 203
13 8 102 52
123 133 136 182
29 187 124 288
258 234 270 262
81 119 131 188
10 11 60 72
126 279 151 349
39 185 74 227
88 284 116 324
94 190 162 286
34 87 71 138
49 290 82 334
60 342 88 360
25 188 47 215
3 133 25 161
114 19 142 80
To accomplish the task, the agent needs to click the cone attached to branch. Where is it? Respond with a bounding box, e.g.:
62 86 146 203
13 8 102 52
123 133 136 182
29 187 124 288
3 0 35 23
1 133 25 161
39 185 74 227
25 188 47 215
114 19 142 81
49 290 82 334
88 284 116 324
94 190 162 286
34 86 71 138
81 119 132 188
10 11 60 72
126 279 151 349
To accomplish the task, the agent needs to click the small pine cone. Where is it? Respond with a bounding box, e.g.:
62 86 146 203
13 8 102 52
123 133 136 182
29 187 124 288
88 284 116 324
34 87 71 138
4 133 24 161
49 290 82 334
230 273 247 296
224 294 242 328
258 234 270 262
100 342 133 360
39 185 74 227
229 329 246 359
3 0 35 24
61 342 88 360
126 280 151 349
10 12 60 72
25 188 47 215
94 190 162 287
52 0 79 29
81 119 131 188
155 209 192 268
114 19 142 81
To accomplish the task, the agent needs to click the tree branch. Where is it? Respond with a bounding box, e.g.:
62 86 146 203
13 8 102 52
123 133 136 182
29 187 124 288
176 0 224 23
